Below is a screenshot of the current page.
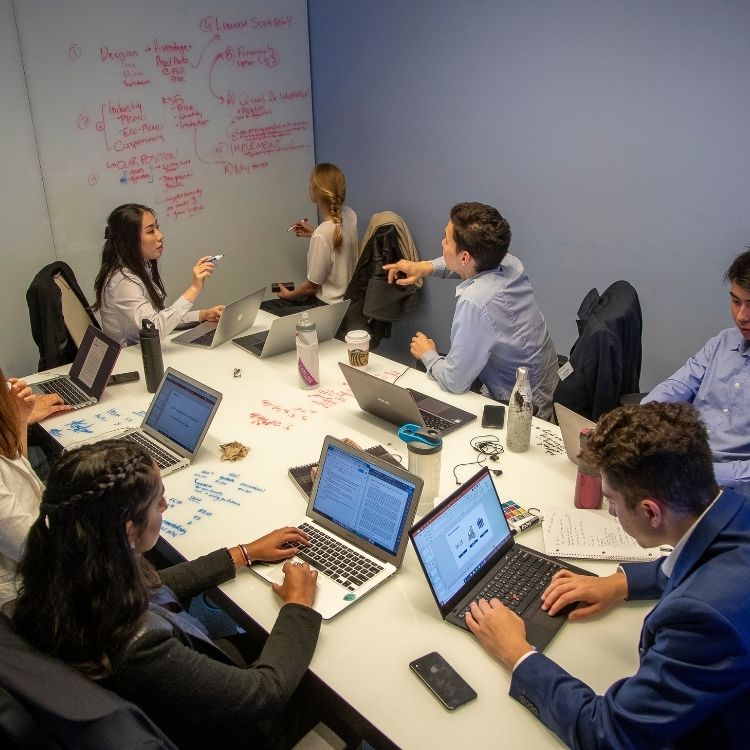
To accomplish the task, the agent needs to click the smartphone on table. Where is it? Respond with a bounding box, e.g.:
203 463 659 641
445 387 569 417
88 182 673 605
482 404 506 429
409 651 477 710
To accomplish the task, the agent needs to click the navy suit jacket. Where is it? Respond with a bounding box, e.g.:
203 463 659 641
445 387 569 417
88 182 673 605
510 489 750 749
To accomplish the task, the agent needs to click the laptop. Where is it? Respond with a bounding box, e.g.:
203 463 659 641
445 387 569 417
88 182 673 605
172 287 265 349
254 436 423 619
554 402 596 465
339 362 476 437
31 325 120 409
232 299 350 358
410 467 595 650
109 368 222 477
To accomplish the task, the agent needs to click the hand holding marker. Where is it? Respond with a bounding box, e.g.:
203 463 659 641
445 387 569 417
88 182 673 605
206 254 224 264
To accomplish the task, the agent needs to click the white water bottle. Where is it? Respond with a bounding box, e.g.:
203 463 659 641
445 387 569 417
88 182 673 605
295 312 319 389
505 366 533 452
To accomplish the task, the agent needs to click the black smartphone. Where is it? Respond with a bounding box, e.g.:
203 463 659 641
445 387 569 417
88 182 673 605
107 371 140 385
271 281 295 293
482 404 506 429
409 652 477 710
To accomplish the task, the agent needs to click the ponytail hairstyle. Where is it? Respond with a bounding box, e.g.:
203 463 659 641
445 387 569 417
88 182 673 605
14 440 160 679
0 369 23 459
94 203 166 312
310 163 346 250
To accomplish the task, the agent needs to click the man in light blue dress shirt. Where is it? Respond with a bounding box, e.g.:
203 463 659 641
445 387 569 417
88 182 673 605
642 249 750 495
384 202 558 420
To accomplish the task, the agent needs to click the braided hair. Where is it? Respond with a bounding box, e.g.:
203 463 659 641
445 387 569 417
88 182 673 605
93 203 167 312
14 440 160 679
310 163 346 250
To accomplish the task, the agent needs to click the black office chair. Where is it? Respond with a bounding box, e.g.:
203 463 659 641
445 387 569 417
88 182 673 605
0 614 179 749
26 261 100 372
554 280 643 421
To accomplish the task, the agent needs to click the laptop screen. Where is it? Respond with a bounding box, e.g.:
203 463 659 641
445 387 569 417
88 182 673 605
312 442 419 557
411 470 512 607
145 371 219 453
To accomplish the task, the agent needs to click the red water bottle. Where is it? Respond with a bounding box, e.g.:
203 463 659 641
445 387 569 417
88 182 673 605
574 428 603 509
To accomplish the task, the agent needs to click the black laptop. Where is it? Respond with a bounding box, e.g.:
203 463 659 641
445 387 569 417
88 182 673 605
410 467 595 650
339 362 476 437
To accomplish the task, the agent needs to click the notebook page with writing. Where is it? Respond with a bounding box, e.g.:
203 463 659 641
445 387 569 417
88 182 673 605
542 508 667 562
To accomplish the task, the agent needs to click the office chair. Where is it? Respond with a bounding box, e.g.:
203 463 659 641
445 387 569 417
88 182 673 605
554 280 643 421
26 261 99 371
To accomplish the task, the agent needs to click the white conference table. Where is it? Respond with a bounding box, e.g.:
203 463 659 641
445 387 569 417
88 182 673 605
37 311 649 749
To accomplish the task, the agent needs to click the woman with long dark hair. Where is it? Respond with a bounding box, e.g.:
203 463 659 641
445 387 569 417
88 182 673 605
12 440 321 748
94 203 224 346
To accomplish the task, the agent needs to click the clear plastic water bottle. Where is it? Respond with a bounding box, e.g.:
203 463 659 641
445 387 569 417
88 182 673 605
505 366 533 452
574 428 603 509
295 311 319 389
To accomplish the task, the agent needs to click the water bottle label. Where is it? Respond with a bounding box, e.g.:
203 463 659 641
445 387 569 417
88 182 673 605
298 357 319 387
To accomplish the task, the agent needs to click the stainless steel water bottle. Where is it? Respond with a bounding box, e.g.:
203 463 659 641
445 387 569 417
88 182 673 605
505 366 533 452
140 319 164 393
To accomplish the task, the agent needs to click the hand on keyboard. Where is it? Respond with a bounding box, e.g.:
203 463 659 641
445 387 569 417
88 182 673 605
464 598 533 671
245 526 311 562
272 560 318 608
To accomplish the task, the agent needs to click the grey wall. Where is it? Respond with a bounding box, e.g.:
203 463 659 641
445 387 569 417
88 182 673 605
308 0 750 390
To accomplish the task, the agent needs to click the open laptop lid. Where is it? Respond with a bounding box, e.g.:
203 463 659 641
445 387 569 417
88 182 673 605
338 362 426 428
68 325 121 399
173 286 265 347
553 402 596 465
308 436 423 566
140 368 222 461
410 467 515 619
259 299 351 357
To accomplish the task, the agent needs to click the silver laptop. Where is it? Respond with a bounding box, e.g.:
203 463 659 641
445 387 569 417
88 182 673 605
553 402 596 465
232 300 350 358
339 362 476 437
172 287 265 348
254 436 423 619
31 325 120 409
109 368 222 477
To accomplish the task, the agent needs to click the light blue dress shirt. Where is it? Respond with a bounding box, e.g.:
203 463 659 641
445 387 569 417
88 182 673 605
420 254 558 421
643 327 750 491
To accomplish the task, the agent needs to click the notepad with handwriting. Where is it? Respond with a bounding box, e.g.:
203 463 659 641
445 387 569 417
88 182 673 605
542 508 667 562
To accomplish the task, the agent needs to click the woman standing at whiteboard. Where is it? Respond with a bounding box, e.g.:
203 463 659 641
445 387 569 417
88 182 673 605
266 163 358 313
94 203 224 346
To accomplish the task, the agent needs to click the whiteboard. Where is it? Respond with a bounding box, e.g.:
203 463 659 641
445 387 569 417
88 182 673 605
14 0 315 313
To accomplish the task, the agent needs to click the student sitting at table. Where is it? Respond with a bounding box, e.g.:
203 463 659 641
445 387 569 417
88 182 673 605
0 369 69 605
467 402 750 748
9 440 322 750
263 163 358 316
94 203 224 346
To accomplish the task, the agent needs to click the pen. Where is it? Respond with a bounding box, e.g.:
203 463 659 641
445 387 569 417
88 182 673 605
206 254 224 263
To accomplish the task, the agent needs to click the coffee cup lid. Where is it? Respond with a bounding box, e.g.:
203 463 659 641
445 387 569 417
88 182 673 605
345 330 371 342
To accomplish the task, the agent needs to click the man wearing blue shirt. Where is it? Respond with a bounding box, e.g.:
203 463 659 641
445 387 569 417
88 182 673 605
642 249 750 495
384 202 558 420
467 402 750 749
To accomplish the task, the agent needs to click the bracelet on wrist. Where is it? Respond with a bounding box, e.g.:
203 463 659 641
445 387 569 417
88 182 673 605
239 543 252 567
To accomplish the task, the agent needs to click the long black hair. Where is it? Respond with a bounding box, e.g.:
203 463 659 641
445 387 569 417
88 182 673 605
13 440 160 678
93 203 166 311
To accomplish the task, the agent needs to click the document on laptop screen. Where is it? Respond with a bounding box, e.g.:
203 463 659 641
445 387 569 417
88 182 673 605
313 443 418 556
77 336 109 389
411 473 512 606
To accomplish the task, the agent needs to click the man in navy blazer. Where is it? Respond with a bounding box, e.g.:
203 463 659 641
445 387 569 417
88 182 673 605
467 402 750 749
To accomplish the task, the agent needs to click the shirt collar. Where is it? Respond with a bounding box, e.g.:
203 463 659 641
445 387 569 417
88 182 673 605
661 489 722 578
455 264 503 298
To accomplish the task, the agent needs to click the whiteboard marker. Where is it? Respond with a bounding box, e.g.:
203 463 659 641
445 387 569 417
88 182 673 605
206 254 224 263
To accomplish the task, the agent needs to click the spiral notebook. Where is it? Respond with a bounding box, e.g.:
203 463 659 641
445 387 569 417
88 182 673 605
542 508 668 562
288 445 401 499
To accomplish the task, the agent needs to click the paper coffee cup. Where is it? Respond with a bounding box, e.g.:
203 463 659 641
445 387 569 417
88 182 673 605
345 330 371 367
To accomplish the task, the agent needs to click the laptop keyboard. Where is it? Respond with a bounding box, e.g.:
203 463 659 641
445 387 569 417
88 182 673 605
120 431 181 470
458 548 564 620
36 377 90 406
192 329 216 346
419 410 454 433
235 330 267 355
284 522 384 591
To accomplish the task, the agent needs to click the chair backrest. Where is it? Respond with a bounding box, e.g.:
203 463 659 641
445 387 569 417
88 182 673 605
0 614 179 749
26 261 100 371
553 280 643 421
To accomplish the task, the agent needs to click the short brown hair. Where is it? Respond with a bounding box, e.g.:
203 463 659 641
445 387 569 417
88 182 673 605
724 248 750 292
450 202 511 273
580 403 718 514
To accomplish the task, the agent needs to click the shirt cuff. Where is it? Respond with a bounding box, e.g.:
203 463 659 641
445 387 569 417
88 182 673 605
421 349 441 370
512 649 538 672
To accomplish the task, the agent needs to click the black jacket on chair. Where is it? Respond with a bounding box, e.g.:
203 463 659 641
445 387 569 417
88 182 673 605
554 280 642 421
339 224 419 348
26 261 98 372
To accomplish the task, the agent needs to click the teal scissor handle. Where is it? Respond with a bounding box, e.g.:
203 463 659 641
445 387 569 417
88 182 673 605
398 423 441 447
